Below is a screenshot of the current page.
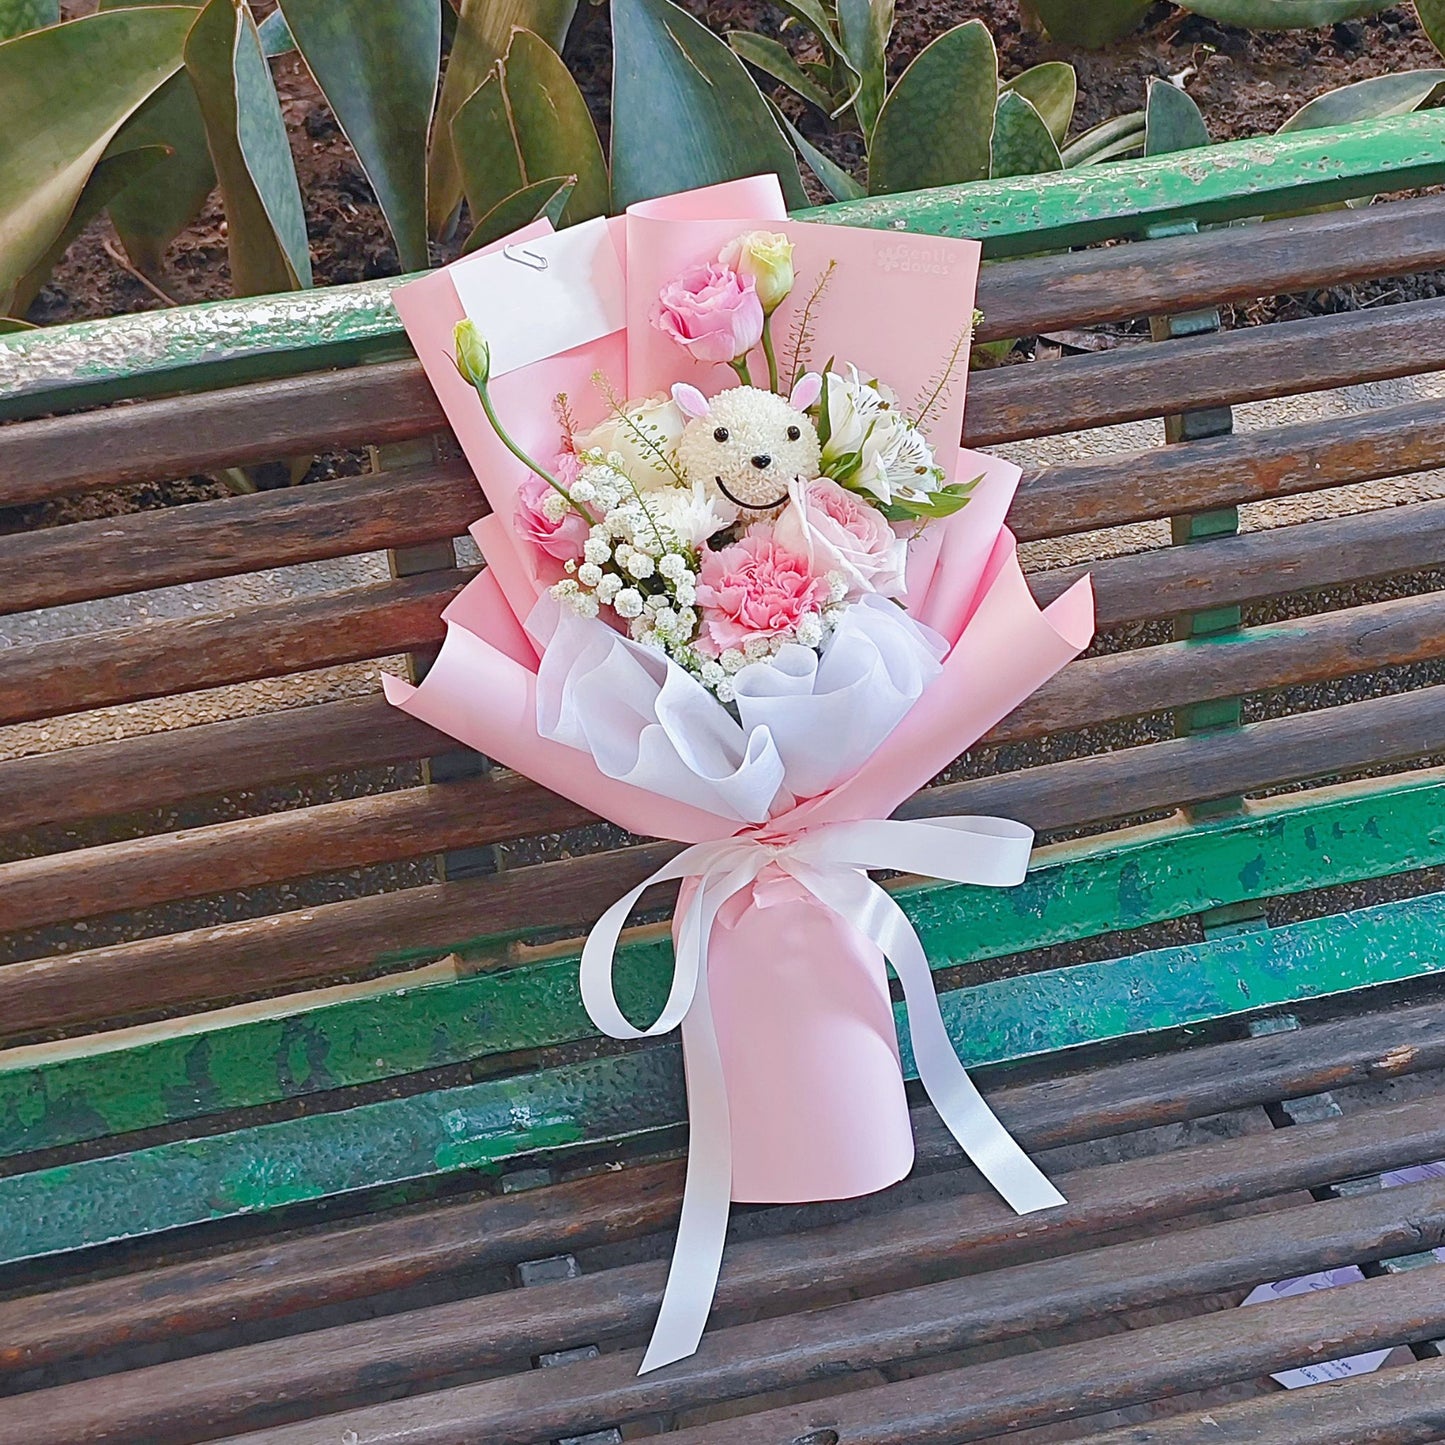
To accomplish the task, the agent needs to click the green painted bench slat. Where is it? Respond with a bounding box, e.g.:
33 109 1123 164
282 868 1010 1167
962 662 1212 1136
3 770 1441 1159
3 883 1441 1268
1 114 1441 421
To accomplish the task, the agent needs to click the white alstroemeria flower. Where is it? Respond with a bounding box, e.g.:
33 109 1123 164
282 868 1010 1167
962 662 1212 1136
819 365 939 505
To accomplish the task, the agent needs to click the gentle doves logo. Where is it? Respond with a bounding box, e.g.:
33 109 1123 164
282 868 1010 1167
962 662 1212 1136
876 242 954 276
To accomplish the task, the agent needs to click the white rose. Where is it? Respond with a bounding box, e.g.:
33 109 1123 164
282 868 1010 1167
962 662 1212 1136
575 394 686 490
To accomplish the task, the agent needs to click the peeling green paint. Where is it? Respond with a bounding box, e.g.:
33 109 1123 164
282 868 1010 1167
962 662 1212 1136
4 772 1442 1159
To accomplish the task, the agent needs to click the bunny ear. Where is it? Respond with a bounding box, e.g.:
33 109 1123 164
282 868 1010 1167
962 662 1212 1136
789 372 822 411
671 383 711 419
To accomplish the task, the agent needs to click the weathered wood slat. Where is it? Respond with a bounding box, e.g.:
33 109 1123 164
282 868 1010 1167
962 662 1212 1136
1034 497 1445 627
1010 393 1445 543
1071 1357 1445 1444
0 567 475 728
2 888 1442 1267
0 462 481 616
976 191 1445 344
8 774 1438 1155
5 590 1440 931
4 119 1441 425
13 1165 1445 1444
194 1191 1445 1445
7 994 1441 1378
651 1267 1445 1445
963 294 1445 448
6 199 1444 509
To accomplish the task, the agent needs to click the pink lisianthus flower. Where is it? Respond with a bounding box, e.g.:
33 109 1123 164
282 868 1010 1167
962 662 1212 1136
652 262 765 365
695 528 831 656
773 478 908 601
515 471 587 562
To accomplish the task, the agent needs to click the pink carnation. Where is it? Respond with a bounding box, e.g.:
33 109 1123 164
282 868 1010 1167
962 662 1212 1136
652 262 765 366
772 477 907 600
695 528 831 655
515 471 587 562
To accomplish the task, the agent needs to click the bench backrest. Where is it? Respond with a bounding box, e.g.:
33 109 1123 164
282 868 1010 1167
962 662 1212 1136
1 113 1444 1267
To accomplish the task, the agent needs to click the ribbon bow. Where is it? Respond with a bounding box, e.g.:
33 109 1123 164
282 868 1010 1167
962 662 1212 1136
580 815 1066 1374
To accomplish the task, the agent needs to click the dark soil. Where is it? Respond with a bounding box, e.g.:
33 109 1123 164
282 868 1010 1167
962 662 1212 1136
28 2 1443 329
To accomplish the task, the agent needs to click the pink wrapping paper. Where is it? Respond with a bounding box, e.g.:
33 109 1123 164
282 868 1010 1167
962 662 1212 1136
386 178 1096 1367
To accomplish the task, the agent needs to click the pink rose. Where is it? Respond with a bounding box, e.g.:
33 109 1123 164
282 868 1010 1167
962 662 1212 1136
515 471 587 562
695 528 831 655
652 262 765 366
772 477 908 600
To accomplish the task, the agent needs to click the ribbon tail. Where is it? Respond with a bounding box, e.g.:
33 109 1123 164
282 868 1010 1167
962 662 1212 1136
795 864 1065 1216
637 863 758 1374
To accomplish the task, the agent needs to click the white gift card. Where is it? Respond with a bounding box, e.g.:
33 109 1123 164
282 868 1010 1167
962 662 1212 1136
450 218 626 378
1240 1268 1392 1387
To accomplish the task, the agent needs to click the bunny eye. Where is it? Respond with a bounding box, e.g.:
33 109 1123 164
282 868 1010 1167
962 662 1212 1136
713 426 729 443
786 425 801 441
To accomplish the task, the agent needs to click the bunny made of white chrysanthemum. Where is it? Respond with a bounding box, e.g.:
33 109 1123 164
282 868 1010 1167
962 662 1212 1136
671 375 823 514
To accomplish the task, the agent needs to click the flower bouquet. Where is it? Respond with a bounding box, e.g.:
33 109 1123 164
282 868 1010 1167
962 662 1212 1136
386 176 1094 1372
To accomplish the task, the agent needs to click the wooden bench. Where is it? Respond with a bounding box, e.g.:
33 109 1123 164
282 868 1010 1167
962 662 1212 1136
2 113 1445 1443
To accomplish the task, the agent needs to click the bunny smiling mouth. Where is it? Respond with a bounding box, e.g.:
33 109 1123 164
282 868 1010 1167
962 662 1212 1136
715 475 792 511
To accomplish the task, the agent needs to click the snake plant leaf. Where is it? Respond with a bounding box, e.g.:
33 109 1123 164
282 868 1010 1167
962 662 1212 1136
450 74 523 222
1420 0 1445 56
0 0 56 39
1019 0 1152 46
990 90 1063 179
499 27 608 226
1177 0 1390 24
1002 61 1076 145
460 175 577 255
186 0 311 295
1277 69 1445 131
611 0 806 211
773 0 848 59
256 7 294 56
428 0 576 239
869 20 996 196
275 0 438 274
769 98 866 201
1061 109 1146 166
0 5 192 309
729 31 835 113
0 317 36 332
837 0 893 136
1145 79 1210 156
11 144 168 315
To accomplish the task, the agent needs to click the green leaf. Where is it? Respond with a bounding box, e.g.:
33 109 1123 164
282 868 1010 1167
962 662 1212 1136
0 316 36 332
102 45 216 277
186 0 311 295
1145 79 1210 156
1178 0 1391 24
990 90 1063 179
1019 0 1152 46
1061 109 1146 166
256 6 294 56
0 5 192 310
451 74 523 222
1277 69 1445 132
275 0 438 274
460 175 577 255
499 28 608 226
0 0 56 40
610 0 806 211
729 30 835 112
1421 0 1445 57
428 0 576 238
1002 61 1076 145
10 144 168 315
769 98 867 201
869 20 996 196
837 0 892 136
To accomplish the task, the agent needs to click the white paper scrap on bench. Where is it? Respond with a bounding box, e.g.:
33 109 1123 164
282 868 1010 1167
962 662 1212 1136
1380 1159 1445 1261
1240 1268 1392 1387
449 216 626 378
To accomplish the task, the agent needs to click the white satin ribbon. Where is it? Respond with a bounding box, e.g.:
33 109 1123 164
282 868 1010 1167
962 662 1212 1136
579 815 1066 1374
